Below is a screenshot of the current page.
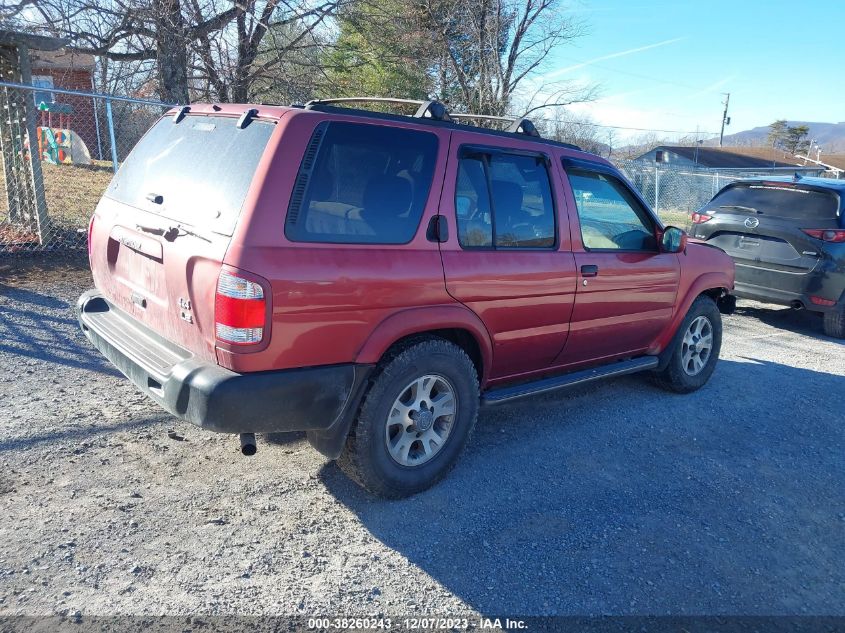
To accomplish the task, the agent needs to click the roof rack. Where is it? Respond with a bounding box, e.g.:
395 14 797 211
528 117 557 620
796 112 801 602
449 113 540 138
304 97 544 139
304 97 451 122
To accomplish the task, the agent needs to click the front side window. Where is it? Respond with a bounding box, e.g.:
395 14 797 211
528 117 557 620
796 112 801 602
285 122 438 244
455 150 556 249
567 168 657 251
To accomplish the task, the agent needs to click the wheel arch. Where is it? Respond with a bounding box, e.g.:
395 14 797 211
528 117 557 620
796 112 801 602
355 305 493 385
650 271 731 357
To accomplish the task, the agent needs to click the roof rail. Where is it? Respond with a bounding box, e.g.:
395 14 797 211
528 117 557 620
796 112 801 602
450 113 541 138
303 96 555 142
304 97 451 122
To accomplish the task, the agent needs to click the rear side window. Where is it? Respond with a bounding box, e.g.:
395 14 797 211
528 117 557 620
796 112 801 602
106 115 274 236
455 150 556 249
285 122 438 244
705 184 839 220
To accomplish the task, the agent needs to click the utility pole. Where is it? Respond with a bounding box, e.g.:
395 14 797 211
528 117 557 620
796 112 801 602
719 93 731 147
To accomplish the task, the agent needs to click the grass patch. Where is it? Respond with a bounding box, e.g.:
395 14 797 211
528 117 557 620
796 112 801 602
657 209 691 230
1 161 113 230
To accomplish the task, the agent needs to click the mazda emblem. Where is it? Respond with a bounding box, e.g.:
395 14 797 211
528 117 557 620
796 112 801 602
744 217 759 229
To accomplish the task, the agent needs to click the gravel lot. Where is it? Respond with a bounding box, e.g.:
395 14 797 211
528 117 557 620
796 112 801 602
1 257 843 617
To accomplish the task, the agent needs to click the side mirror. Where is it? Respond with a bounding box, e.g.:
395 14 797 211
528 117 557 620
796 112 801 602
661 226 688 253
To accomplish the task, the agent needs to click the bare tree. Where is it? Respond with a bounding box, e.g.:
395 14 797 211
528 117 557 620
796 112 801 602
421 0 588 115
189 0 341 103
11 0 240 102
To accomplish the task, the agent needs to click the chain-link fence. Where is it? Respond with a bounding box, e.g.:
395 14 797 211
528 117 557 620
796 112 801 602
613 159 814 229
0 81 171 253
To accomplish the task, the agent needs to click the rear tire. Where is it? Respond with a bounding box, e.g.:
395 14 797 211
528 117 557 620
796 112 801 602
652 295 722 394
337 339 479 498
823 306 845 339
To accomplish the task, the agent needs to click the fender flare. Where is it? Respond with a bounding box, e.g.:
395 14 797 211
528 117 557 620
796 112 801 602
650 271 732 357
354 304 494 381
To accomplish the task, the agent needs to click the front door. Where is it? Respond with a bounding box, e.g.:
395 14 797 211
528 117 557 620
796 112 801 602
555 162 680 366
438 132 577 380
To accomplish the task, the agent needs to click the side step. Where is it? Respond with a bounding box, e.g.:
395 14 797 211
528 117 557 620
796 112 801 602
481 356 659 406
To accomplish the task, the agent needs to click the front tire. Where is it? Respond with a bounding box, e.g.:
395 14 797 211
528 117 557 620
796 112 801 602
337 339 479 498
652 295 722 393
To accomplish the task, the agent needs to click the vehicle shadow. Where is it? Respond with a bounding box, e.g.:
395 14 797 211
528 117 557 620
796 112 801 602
0 287 121 376
320 359 845 615
264 431 306 446
733 301 844 345
0 416 164 454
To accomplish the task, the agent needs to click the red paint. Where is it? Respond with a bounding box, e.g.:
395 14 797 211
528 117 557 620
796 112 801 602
88 104 735 390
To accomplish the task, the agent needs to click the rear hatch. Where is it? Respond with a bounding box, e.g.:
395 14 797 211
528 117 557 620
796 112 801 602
692 181 842 292
88 112 276 362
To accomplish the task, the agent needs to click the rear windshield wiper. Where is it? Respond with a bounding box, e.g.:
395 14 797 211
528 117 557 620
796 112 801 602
135 222 211 242
173 224 211 242
718 205 760 213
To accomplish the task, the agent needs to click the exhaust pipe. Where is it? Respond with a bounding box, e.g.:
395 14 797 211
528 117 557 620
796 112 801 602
239 433 257 456
790 300 804 311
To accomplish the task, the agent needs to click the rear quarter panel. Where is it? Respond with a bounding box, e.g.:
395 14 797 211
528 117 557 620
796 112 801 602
220 111 465 373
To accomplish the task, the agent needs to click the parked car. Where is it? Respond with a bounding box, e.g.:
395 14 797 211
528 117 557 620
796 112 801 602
690 176 845 338
78 99 735 498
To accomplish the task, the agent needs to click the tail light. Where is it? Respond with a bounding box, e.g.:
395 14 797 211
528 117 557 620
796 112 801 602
801 229 845 243
215 270 268 345
690 212 712 224
809 295 836 307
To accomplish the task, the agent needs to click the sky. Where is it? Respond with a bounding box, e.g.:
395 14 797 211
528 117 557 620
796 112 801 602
533 0 845 143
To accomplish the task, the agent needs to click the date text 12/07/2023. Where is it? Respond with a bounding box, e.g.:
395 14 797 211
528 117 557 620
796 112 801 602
306 617 528 630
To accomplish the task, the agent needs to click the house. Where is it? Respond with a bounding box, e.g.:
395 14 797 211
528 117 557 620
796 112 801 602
30 48 100 160
634 145 824 176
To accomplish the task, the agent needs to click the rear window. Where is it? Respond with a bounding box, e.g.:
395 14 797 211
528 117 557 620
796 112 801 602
706 184 839 221
106 115 274 235
285 122 438 244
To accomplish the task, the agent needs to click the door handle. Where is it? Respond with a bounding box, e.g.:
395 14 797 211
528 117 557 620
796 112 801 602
581 264 599 277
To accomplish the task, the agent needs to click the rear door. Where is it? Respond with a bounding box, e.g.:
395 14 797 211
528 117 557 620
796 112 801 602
438 131 577 379
692 182 841 295
89 113 277 362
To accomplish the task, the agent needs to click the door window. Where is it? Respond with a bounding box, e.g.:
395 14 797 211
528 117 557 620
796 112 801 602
455 150 556 249
567 168 658 251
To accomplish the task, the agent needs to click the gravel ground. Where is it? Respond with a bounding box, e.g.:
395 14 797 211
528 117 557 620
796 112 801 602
1 258 844 617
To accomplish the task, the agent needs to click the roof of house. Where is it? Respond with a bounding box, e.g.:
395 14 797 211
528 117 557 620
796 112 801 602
641 145 819 170
30 48 95 71
0 30 66 51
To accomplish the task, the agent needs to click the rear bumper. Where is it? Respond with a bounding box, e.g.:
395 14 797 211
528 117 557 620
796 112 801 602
732 263 844 312
77 290 372 442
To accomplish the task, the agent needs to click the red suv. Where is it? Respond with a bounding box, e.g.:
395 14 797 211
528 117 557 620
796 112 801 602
78 99 735 497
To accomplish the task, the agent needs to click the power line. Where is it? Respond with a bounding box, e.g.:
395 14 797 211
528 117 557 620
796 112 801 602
528 115 721 136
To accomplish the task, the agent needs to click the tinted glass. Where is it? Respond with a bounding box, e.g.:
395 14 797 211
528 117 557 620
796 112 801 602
568 169 657 251
455 157 493 247
285 122 438 244
456 151 556 249
490 154 555 248
705 184 839 220
106 115 274 236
